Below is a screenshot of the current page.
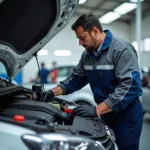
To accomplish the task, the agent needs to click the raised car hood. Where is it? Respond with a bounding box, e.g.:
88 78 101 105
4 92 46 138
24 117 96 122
0 0 78 80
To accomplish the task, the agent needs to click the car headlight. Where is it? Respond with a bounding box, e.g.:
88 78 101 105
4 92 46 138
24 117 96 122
105 125 116 143
22 133 106 150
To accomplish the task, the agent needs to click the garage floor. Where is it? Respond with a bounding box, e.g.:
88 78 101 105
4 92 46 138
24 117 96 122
140 114 150 150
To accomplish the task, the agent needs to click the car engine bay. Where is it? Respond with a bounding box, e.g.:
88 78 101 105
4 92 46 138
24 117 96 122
0 78 116 150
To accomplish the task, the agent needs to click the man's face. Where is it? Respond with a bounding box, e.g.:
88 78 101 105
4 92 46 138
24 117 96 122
75 26 98 52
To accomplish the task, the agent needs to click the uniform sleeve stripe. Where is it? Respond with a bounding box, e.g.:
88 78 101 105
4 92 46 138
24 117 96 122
84 65 114 70
96 65 114 70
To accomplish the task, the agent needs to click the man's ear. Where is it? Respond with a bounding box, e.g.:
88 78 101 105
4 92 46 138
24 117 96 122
91 27 99 37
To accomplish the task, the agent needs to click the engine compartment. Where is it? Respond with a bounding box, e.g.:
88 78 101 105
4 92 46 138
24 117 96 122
0 80 115 150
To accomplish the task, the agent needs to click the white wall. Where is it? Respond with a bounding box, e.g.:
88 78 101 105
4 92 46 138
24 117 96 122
23 16 130 83
130 11 150 68
102 21 130 42
130 11 150 41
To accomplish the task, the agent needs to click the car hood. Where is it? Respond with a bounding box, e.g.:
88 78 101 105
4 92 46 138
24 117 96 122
0 0 78 80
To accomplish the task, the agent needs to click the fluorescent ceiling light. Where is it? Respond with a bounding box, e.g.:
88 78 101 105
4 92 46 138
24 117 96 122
130 0 144 2
54 50 72 56
37 49 49 56
99 12 121 24
79 0 87 5
114 2 137 15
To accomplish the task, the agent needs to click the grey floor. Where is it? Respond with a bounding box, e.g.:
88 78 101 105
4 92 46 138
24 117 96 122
140 113 150 150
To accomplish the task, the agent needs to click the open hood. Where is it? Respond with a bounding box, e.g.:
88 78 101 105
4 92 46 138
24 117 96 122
0 0 78 80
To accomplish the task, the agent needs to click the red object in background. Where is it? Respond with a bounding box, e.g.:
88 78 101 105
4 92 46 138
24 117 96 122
142 76 150 87
50 69 58 83
13 115 25 122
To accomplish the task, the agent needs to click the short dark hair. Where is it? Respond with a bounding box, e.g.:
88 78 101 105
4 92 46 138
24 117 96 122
72 13 103 32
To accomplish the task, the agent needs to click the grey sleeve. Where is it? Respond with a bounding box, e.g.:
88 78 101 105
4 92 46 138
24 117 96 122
105 46 142 112
58 51 88 95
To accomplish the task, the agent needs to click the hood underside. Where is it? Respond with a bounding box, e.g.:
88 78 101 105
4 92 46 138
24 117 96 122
0 0 78 80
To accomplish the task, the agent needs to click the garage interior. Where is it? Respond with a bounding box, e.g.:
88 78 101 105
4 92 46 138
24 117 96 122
0 0 150 150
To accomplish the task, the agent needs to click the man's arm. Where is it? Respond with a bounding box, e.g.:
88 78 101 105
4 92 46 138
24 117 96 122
58 51 88 95
51 86 63 96
104 46 142 113
73 46 142 117
96 102 112 115
43 51 88 101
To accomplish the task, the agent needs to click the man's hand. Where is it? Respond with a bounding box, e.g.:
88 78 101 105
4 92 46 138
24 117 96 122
42 86 63 102
73 105 97 117
43 90 54 102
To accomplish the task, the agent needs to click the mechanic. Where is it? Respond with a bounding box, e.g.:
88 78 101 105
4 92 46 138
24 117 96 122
43 13 143 150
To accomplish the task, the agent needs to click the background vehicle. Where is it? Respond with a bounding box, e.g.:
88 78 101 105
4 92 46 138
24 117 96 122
142 85 150 115
140 67 150 115
50 64 75 82
141 67 150 87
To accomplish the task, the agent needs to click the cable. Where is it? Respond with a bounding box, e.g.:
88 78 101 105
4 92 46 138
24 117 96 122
34 53 45 92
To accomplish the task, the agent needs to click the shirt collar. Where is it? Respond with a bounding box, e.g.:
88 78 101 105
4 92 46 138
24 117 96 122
92 38 104 56
90 30 113 58
97 38 104 52
100 30 112 51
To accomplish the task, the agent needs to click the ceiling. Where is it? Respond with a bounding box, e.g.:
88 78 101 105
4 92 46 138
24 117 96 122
75 0 150 24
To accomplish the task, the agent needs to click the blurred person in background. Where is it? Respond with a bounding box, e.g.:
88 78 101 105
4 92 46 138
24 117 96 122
36 62 49 84
49 61 58 83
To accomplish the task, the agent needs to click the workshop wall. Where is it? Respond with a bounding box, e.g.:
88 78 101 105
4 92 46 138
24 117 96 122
130 11 150 68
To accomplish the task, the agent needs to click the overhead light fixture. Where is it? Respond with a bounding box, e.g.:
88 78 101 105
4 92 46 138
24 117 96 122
99 12 121 24
37 49 49 56
79 0 87 5
130 0 144 3
54 50 72 56
114 2 137 15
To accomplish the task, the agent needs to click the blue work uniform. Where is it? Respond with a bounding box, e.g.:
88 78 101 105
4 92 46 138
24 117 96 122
59 30 143 150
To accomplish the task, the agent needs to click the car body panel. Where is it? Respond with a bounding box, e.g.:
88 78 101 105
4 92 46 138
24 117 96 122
0 121 35 150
